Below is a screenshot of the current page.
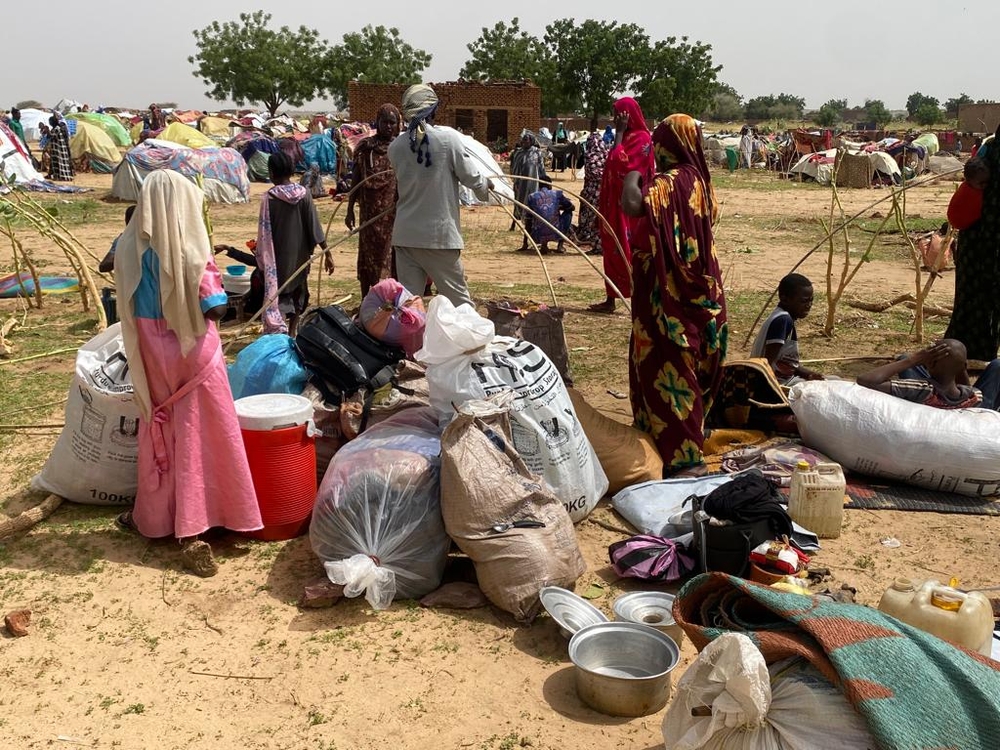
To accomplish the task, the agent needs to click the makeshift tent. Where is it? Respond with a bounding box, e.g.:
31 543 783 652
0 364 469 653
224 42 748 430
227 132 280 181
17 109 50 142
198 116 234 143
300 134 336 174
0 122 43 183
790 148 900 187
70 121 121 173
65 113 130 146
458 132 514 206
111 140 250 204
155 122 215 149
912 132 940 156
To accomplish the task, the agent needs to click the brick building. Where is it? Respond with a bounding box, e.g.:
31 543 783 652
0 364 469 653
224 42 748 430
348 80 540 148
958 103 1000 135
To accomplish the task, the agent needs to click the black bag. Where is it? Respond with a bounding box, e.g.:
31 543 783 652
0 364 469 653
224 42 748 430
295 305 405 407
688 471 791 578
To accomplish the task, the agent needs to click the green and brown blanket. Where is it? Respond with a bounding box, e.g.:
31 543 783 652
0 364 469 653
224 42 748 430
674 573 1000 750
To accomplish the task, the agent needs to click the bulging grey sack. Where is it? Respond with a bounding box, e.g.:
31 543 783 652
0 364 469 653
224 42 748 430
440 396 586 622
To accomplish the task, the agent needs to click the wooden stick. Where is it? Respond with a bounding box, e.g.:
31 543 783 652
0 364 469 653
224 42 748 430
492 198 559 306
0 493 63 540
188 670 274 681
0 347 78 367
799 355 894 364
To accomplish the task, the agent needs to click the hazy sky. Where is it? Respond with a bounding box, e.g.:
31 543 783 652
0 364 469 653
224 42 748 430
2 0 994 113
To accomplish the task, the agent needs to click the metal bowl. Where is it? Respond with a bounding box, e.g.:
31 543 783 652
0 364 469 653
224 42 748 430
539 586 609 639
568 622 680 717
612 591 685 648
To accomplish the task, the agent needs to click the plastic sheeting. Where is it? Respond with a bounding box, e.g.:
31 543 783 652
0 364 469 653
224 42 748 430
156 122 216 149
301 134 337 174
66 113 131 146
70 121 121 171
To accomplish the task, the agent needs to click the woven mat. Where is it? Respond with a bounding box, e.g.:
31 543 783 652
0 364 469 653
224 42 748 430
842 476 1000 515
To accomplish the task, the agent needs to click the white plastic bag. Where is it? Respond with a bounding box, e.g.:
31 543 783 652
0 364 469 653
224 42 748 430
324 554 396 610
32 323 140 504
309 407 450 609
790 380 1000 496
662 633 875 750
417 296 608 522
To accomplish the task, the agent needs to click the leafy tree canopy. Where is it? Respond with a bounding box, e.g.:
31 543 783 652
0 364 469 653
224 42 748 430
189 11 330 117
945 93 973 116
326 25 431 107
459 18 569 117
906 92 939 119
704 92 744 122
543 19 649 129
744 93 805 121
633 37 721 122
914 102 942 127
863 98 892 127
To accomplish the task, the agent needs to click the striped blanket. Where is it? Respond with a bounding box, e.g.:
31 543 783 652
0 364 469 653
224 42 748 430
0 272 79 298
674 572 1000 750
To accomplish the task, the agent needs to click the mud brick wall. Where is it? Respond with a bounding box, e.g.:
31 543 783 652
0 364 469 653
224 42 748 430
349 81 540 148
957 104 1000 136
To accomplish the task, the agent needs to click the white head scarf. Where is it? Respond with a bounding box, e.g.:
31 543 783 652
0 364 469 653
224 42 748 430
115 170 212 417
401 84 439 166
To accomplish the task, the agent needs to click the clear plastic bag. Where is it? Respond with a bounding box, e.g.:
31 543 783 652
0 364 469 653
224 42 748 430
309 407 449 609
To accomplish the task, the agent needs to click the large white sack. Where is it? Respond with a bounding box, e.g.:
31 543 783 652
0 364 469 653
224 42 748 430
789 380 1000 497
662 633 875 750
417 297 608 521
32 323 140 504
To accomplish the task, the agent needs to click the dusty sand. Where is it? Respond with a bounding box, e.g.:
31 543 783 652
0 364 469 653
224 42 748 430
1 168 996 750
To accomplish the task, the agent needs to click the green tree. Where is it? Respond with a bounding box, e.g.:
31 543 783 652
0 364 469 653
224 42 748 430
326 25 431 107
704 92 744 122
863 98 892 128
914 102 942 127
814 98 847 127
189 11 331 117
906 92 939 119
459 19 568 117
632 36 721 121
944 93 973 117
543 19 649 128
744 93 805 121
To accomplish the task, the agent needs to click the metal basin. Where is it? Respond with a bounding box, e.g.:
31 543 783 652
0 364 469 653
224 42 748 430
612 591 685 648
568 622 679 717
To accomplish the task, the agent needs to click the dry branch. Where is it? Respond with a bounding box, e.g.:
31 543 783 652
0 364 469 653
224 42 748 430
0 494 63 540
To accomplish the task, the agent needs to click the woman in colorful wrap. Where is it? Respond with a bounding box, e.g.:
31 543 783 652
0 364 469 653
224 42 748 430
589 97 654 313
346 103 401 298
945 126 1000 362
114 170 263 576
256 151 333 336
621 114 728 474
576 131 610 254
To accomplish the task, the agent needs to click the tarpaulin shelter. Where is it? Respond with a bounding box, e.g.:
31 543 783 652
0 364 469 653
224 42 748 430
198 116 235 144
16 109 50 142
111 140 250 204
70 120 121 173
155 122 215 150
227 132 280 182
66 113 130 146
300 134 336 174
0 121 43 183
457 132 513 206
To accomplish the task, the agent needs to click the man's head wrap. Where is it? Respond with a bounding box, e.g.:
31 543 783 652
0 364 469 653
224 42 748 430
401 84 439 167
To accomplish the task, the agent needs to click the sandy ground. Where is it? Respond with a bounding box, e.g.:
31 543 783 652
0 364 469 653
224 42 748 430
1 168 996 750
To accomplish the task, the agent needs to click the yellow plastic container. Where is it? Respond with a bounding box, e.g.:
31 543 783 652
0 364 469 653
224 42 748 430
788 461 846 539
877 578 994 656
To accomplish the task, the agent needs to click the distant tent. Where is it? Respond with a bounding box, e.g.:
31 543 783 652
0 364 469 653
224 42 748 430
66 113 131 146
199 116 234 144
0 122 43 184
70 121 121 173
111 140 250 204
17 109 50 142
156 122 215 150
300 134 336 174
227 132 279 182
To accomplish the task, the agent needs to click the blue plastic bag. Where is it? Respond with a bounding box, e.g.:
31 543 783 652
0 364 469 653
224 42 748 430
228 334 309 399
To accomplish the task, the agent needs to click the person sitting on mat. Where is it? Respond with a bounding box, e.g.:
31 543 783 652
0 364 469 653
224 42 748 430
750 273 824 385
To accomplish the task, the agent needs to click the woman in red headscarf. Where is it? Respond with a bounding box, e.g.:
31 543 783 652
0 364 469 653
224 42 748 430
621 114 728 474
588 97 654 313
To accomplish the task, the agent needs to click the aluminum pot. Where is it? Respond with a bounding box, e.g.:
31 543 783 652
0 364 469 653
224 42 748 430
612 591 686 648
568 622 679 717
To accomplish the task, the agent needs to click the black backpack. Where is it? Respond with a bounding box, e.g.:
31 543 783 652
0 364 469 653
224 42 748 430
295 305 405 409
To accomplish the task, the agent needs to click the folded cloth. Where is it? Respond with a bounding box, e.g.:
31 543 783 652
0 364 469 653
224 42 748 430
674 573 1000 750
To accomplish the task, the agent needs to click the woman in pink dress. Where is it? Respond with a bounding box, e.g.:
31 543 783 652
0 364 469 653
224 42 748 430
115 170 262 576
589 97 655 314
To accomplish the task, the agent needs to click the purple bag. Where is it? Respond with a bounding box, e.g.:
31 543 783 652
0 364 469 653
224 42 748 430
608 535 695 582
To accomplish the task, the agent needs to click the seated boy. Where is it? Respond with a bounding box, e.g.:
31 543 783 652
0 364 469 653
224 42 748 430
857 338 1000 409
750 273 824 385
